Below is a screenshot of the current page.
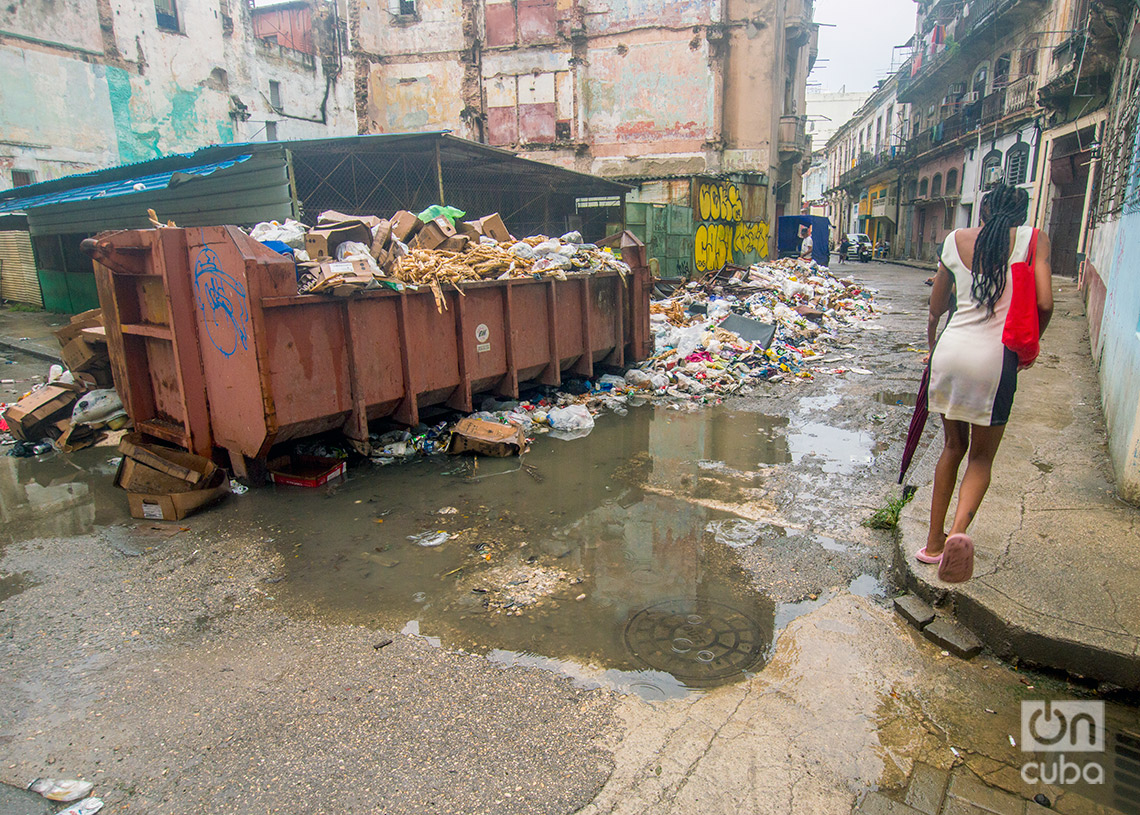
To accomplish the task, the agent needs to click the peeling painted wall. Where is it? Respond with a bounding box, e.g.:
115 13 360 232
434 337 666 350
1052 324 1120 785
367 61 467 132
0 0 355 191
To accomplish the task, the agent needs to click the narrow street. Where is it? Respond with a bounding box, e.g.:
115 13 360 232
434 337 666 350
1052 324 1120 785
2 262 1134 814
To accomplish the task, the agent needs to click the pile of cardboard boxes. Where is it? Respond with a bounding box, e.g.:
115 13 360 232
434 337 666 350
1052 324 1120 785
3 309 118 451
298 210 513 296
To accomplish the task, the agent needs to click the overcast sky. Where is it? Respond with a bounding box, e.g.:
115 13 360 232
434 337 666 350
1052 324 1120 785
810 0 919 93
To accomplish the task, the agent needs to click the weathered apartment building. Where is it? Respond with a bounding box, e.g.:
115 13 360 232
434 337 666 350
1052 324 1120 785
355 0 817 273
0 0 357 191
1 0 816 280
824 75 909 247
837 0 1133 268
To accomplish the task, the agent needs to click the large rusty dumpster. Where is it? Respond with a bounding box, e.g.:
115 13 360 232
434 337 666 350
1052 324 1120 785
84 226 651 475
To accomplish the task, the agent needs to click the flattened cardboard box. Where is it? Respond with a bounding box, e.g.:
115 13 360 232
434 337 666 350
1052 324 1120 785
460 213 511 244
119 432 209 489
447 418 528 457
115 437 230 520
390 211 423 243
3 385 79 441
53 308 103 346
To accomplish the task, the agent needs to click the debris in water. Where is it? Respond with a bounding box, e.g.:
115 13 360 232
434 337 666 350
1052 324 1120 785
408 531 450 547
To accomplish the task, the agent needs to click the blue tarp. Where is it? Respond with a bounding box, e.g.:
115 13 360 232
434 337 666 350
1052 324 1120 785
776 215 830 265
0 155 253 215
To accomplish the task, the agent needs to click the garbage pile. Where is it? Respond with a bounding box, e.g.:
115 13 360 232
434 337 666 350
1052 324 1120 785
2 309 130 457
247 206 632 312
626 257 878 402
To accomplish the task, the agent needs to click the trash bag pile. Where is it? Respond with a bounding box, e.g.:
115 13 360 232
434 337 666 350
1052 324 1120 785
246 209 631 313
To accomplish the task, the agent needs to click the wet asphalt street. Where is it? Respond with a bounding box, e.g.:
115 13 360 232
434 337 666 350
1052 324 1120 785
1 261 1135 814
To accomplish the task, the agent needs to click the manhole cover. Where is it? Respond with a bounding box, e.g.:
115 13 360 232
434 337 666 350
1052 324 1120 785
624 599 768 685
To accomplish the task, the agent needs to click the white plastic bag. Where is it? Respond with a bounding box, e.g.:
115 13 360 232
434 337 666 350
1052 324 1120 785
71 389 126 426
547 404 595 432
249 219 307 248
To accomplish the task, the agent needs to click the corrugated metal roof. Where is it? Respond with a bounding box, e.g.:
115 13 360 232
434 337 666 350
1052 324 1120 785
26 150 294 236
0 155 253 215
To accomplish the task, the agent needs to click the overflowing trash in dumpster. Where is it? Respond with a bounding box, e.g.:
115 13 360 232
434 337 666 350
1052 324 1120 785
247 208 631 312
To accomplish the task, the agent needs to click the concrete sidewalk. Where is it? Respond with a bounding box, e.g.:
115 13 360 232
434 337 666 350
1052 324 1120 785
897 278 1140 690
0 306 65 363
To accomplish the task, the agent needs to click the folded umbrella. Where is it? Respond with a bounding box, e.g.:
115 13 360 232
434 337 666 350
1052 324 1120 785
898 365 930 485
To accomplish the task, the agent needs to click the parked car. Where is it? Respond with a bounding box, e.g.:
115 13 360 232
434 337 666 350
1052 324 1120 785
845 233 873 261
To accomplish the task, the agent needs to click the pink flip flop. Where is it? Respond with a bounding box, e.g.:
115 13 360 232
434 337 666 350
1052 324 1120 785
915 547 943 564
938 533 975 583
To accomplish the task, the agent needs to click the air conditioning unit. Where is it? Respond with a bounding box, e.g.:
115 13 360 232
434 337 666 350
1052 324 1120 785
962 91 980 104
984 165 1004 185
948 82 967 95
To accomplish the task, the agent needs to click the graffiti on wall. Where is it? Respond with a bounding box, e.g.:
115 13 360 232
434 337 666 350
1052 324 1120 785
693 181 769 273
194 246 249 358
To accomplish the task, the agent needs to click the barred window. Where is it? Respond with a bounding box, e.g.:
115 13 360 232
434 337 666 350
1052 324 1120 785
1006 144 1031 186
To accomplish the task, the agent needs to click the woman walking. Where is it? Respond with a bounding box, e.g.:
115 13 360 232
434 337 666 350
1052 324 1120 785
916 184 1053 582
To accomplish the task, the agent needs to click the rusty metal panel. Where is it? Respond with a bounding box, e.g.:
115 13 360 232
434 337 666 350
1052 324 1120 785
264 301 352 428
250 4 314 54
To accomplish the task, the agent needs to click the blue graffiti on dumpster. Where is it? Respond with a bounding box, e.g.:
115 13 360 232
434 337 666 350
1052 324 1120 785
193 246 249 358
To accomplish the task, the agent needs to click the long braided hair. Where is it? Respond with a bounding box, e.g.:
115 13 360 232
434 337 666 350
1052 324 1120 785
971 183 1030 314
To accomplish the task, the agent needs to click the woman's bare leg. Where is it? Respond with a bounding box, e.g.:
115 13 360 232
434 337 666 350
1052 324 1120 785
948 423 1007 535
927 418 970 555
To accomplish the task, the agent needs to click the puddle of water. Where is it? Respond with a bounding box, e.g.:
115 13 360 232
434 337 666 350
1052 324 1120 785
873 390 918 407
0 453 126 547
848 573 886 597
256 407 791 694
787 422 874 474
815 533 851 552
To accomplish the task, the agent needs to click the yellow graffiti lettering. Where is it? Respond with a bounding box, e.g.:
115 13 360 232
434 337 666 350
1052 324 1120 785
727 184 743 222
696 181 745 223
693 180 768 272
698 185 713 221
733 221 769 257
694 222 735 272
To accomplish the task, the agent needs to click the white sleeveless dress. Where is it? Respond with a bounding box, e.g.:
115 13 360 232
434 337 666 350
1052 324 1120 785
928 226 1032 426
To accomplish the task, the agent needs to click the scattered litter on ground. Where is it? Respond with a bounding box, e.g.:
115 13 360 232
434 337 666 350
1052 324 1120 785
57 797 103 815
28 778 93 802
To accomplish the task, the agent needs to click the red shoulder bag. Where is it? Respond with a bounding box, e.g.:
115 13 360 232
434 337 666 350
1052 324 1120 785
1002 228 1040 367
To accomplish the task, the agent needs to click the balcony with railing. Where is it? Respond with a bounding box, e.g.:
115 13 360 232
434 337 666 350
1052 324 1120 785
778 115 808 159
1003 76 1036 115
838 146 905 189
899 0 1046 102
